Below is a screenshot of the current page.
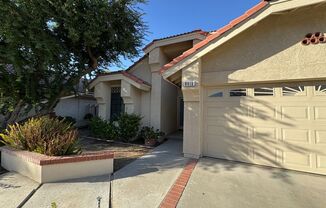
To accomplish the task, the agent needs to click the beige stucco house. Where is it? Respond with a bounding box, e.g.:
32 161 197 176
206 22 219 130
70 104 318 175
90 30 208 134
91 0 326 175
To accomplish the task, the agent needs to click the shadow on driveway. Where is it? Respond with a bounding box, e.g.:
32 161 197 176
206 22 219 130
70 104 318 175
178 158 326 208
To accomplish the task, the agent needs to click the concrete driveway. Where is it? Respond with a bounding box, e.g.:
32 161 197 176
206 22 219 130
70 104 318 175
178 158 326 208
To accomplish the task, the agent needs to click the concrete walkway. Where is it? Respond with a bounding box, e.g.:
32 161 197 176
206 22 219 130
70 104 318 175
112 139 189 208
0 172 39 208
178 158 326 208
24 175 111 208
0 172 111 208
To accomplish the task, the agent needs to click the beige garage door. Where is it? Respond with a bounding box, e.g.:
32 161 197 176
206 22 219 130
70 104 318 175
204 83 326 175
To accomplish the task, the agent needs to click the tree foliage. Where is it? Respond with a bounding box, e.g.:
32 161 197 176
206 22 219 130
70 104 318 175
0 0 146 127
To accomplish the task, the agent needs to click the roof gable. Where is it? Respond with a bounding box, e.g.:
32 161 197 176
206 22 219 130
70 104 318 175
160 1 268 76
143 30 208 53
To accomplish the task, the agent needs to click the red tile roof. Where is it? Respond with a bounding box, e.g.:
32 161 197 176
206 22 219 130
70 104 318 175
121 71 151 86
143 29 209 51
91 70 151 87
160 0 269 74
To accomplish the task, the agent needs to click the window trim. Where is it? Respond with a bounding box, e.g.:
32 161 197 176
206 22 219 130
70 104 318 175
229 88 247 97
254 87 274 97
282 86 306 97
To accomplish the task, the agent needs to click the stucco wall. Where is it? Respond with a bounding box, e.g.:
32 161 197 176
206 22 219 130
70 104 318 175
127 57 152 126
202 4 326 85
129 56 152 84
55 97 96 127
161 78 178 134
140 91 151 126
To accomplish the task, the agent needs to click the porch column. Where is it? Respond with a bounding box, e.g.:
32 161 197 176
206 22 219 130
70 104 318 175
148 47 169 131
182 59 203 159
121 80 141 115
94 82 111 120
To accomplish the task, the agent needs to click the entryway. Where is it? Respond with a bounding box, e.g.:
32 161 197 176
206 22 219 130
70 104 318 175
110 87 124 120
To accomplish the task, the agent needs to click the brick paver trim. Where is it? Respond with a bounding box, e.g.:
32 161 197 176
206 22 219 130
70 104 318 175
159 159 198 208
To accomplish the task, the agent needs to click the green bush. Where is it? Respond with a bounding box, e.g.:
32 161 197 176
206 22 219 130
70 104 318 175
140 126 165 141
89 117 117 140
0 116 81 156
84 113 94 121
57 116 76 125
116 113 142 142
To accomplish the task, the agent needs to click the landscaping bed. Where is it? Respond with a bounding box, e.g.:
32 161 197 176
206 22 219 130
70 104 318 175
0 116 114 182
79 137 152 171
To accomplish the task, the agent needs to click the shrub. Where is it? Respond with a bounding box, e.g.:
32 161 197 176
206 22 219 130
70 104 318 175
0 116 81 156
116 113 142 142
84 113 94 121
140 126 165 141
57 116 76 125
89 117 117 140
139 126 165 146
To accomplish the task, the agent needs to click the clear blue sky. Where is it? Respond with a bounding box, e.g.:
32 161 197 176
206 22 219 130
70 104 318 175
110 0 261 71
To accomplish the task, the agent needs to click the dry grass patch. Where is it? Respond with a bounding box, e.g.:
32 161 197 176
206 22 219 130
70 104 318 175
79 137 152 171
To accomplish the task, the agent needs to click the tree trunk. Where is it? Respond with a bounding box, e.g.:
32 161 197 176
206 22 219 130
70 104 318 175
1 100 24 129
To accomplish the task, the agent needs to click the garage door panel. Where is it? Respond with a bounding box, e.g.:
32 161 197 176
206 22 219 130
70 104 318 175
253 127 277 140
281 129 311 143
252 148 278 166
317 156 326 169
314 107 326 120
203 84 326 175
206 106 250 118
252 105 277 119
281 106 310 121
316 130 326 144
281 151 313 168
205 136 251 162
206 125 250 139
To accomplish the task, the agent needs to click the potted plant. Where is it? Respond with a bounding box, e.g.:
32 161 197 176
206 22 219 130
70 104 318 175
140 126 165 147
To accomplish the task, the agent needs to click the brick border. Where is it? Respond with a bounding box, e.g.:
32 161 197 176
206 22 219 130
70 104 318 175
159 159 198 208
0 146 114 166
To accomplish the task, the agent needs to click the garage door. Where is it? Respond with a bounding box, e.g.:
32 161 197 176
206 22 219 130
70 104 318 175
204 83 326 175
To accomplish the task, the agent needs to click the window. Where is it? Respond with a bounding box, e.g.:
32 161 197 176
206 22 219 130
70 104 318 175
230 89 247 97
315 85 326 95
209 91 223 97
282 86 305 96
254 88 274 96
111 87 121 93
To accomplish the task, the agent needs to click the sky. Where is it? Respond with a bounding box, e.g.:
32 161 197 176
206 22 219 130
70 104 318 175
110 0 261 71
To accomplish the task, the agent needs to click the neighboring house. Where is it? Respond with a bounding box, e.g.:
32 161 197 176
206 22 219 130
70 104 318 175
91 0 326 175
54 94 97 127
0 79 97 127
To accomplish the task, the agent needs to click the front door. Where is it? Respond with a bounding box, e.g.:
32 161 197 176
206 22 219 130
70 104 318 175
179 97 184 129
110 87 124 120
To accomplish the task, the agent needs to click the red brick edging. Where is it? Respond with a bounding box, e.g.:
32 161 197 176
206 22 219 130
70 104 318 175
0 146 114 166
159 159 198 208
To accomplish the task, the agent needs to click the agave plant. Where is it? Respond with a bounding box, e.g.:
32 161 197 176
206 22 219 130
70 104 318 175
0 116 81 156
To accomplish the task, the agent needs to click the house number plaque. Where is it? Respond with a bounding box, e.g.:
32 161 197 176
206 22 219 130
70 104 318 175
183 81 197 87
